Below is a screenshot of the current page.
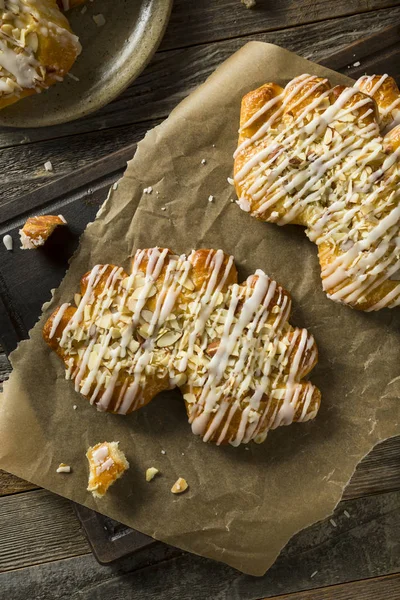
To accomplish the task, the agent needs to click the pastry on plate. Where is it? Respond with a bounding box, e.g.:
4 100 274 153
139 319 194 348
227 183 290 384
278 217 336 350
234 74 400 311
86 441 129 498
0 0 81 110
44 247 320 446
19 214 67 249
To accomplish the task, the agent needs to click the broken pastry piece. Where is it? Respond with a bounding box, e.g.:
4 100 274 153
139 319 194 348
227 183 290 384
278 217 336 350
0 0 81 110
19 214 67 249
86 441 129 498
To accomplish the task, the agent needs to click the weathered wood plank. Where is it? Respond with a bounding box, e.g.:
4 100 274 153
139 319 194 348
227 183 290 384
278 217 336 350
2 489 400 597
266 573 400 600
160 0 400 50
0 6 398 152
0 470 37 497
0 489 90 572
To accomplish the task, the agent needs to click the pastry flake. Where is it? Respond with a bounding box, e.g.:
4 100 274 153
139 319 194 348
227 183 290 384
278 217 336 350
234 74 400 311
86 441 129 498
44 248 320 446
20 214 67 249
0 0 81 110
171 477 188 494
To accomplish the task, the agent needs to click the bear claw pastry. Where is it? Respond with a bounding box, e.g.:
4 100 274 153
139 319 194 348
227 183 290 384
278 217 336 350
234 74 400 311
43 248 320 446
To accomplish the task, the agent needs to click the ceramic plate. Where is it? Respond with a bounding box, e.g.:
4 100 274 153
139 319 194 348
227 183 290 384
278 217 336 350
0 0 172 127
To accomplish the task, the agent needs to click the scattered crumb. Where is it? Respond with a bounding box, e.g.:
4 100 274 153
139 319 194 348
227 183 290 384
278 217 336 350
143 186 153 194
73 405 77 410
3 234 12 251
67 72 80 82
44 160 53 172
57 463 71 473
227 177 234 185
245 447 249 451
201 159 207 165
270 211 279 219
212 144 216 148
93 13 106 26
161 207 166 211
208 195 214 203
353 61 360 67
19 215 67 250
171 477 188 494
146 467 159 482
112 181 119 190
310 570 318 578
241 0 256 7
87 441 129 498
181 452 185 456
344 510 351 518
161 450 166 455
81 5 87 13
330 518 337 528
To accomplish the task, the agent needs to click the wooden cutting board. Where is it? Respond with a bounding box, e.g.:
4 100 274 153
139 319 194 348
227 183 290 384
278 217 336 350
1 28 399 563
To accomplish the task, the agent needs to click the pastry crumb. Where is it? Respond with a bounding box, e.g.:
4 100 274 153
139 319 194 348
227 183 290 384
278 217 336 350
201 159 207 165
146 467 159 482
310 571 318 578
241 0 256 7
227 177 234 185
86 441 129 498
67 72 79 82
208 195 214 203
19 215 67 250
44 160 53 172
161 207 166 211
56 463 71 473
3 234 12 251
330 518 337 527
113 181 119 190
161 449 166 455
171 477 188 494
353 61 360 67
73 405 77 410
93 13 106 26
344 510 351 518
143 186 153 194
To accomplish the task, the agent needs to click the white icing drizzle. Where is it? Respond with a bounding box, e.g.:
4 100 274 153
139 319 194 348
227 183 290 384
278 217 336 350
235 75 400 310
52 249 319 446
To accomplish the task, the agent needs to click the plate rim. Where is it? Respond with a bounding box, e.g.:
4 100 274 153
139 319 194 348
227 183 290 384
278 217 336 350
0 0 173 128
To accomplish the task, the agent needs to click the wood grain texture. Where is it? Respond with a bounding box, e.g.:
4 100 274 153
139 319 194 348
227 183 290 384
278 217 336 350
0 489 89 572
160 0 400 50
1 6 398 151
265 573 400 600
2 489 400 597
0 470 37 497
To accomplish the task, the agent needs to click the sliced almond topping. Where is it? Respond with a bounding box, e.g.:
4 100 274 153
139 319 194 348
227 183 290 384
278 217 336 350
131 284 157 300
171 477 188 494
110 327 121 339
74 293 81 307
206 339 220 357
128 339 140 352
183 392 196 404
182 278 195 291
323 127 333 145
156 330 182 348
141 309 153 323
146 467 159 482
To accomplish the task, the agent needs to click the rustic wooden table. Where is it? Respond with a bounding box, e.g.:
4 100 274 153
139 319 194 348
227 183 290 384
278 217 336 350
2 1 400 598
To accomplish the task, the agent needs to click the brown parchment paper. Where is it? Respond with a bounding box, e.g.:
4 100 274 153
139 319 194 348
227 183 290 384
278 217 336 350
1 42 400 577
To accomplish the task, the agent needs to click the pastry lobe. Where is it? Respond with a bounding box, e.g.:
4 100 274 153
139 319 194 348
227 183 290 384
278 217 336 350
86 441 129 498
44 247 320 446
19 214 67 249
234 74 400 311
0 0 81 110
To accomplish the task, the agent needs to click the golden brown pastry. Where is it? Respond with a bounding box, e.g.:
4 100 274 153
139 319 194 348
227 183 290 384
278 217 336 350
234 74 400 311
19 214 67 249
0 0 81 110
43 247 320 446
86 441 129 498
